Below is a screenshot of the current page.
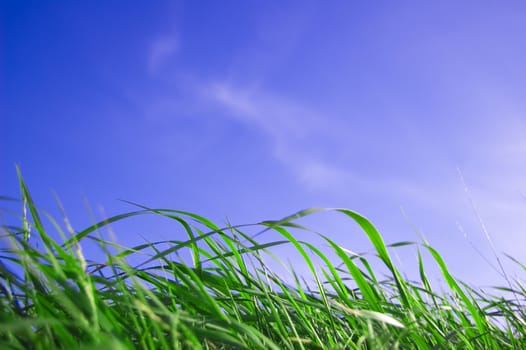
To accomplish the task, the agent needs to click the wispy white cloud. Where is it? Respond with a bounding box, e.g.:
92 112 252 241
203 81 362 189
203 81 462 199
147 35 179 74
205 82 410 188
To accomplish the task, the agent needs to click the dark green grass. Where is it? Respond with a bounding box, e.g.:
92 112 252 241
0 172 524 349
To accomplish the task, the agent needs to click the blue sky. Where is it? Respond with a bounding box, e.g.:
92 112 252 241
2 1 526 287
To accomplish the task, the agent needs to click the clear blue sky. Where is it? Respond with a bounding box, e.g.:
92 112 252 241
2 1 526 287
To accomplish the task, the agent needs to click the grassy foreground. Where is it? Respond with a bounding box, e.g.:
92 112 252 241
0 175 525 349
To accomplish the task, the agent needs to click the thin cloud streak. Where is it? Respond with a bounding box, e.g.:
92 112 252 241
201 81 447 194
202 81 367 189
147 35 179 75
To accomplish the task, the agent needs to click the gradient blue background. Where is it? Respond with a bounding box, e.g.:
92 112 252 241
2 1 526 287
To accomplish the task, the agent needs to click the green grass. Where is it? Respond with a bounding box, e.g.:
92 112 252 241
0 172 525 349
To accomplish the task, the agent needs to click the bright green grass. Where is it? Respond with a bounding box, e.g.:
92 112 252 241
0 172 525 349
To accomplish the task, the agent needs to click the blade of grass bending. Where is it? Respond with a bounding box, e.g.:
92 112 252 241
16 166 44 242
260 206 411 306
265 224 339 343
299 240 352 339
335 208 411 307
323 237 382 311
62 210 151 247
504 253 526 271
331 300 405 328
119 199 222 231
260 208 330 227
134 227 226 270
117 200 223 268
16 170 75 267
425 244 494 346
201 240 290 264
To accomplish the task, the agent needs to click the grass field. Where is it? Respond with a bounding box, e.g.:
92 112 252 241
0 172 525 349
